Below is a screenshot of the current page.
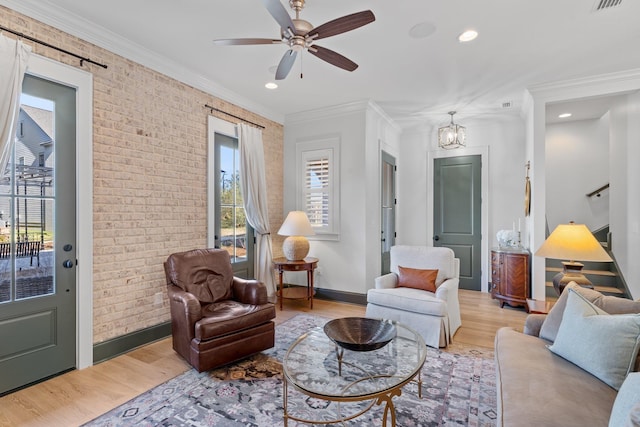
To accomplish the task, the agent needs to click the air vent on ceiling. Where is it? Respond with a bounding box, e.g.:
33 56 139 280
501 101 512 109
593 0 622 11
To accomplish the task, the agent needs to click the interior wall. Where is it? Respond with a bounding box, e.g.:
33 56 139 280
527 69 640 301
397 116 527 287
610 91 640 299
284 104 368 294
283 101 399 295
545 116 610 232
1 6 285 344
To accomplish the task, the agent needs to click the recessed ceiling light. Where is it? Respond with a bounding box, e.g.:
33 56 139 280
458 30 478 42
265 82 278 90
558 113 572 118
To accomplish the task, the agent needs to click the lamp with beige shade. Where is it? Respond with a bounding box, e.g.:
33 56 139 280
278 211 315 261
535 221 612 295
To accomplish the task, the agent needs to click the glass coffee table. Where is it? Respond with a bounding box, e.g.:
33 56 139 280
282 319 426 426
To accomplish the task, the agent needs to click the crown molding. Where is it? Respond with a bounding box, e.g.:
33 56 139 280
367 100 402 133
285 100 371 125
1 0 284 125
528 68 640 102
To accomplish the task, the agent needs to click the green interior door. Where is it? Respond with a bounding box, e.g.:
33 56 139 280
381 151 396 275
433 155 481 291
0 74 77 395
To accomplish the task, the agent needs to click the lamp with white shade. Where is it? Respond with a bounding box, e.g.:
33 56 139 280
534 221 612 295
278 211 315 261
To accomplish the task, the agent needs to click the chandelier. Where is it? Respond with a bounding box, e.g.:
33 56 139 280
438 111 466 149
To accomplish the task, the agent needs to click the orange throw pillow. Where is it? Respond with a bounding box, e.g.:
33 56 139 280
397 266 439 292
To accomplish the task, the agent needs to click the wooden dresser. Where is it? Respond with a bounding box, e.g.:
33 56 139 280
490 247 531 309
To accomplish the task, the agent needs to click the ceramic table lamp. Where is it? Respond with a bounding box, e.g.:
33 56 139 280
278 211 315 261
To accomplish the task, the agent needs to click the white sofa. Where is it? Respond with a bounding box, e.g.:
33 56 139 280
365 246 462 348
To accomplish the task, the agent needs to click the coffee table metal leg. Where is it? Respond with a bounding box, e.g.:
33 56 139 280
377 388 401 427
333 345 345 376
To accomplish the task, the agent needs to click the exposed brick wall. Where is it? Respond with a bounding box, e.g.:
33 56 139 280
1 6 284 343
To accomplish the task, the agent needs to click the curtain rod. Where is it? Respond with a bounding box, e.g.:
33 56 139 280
204 104 265 129
0 24 108 69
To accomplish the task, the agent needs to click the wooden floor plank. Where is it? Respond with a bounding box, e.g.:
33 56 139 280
0 289 527 426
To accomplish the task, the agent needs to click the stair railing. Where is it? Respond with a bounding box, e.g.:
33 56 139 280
586 183 609 198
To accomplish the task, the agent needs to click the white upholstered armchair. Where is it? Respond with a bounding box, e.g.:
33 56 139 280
365 246 462 348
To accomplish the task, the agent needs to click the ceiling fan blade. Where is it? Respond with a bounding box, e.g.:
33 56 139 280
262 0 295 34
275 50 297 80
308 45 358 72
307 10 375 40
213 38 281 46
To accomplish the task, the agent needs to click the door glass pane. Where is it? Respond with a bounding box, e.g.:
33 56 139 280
14 197 53 300
219 140 248 263
234 206 247 261
0 95 55 303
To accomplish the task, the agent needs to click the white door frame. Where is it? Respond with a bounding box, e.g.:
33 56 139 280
27 54 93 369
427 146 489 292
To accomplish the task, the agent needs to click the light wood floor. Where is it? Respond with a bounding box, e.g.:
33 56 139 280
0 290 527 427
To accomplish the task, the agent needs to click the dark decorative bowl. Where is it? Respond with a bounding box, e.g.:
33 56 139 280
323 317 396 352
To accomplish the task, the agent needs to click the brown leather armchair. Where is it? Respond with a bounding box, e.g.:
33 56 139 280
164 248 276 372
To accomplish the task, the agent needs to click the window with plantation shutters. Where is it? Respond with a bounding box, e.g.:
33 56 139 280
296 137 340 240
304 156 329 228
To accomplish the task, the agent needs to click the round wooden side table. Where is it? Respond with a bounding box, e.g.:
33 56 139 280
273 257 318 310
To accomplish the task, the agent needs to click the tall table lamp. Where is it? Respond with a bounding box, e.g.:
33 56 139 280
534 221 612 295
278 211 315 261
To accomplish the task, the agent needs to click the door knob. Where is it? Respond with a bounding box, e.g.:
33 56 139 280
62 259 74 268
434 235 440 241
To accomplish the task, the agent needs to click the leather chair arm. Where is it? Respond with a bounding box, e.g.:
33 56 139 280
232 277 269 305
374 273 398 289
167 284 202 337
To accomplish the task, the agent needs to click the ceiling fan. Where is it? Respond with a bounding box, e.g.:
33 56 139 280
213 0 375 80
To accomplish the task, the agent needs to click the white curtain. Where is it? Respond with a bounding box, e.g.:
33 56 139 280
238 123 276 300
0 35 31 175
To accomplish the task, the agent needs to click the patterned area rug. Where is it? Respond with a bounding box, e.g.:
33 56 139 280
84 314 497 426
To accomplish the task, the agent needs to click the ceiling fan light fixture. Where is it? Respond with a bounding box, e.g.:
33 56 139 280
438 111 466 149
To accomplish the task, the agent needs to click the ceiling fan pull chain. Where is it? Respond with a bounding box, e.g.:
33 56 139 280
300 52 304 79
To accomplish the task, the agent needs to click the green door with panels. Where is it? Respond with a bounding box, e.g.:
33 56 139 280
433 155 481 291
0 74 77 395
381 151 396 275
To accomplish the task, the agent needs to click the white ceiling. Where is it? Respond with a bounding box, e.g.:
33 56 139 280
4 0 640 128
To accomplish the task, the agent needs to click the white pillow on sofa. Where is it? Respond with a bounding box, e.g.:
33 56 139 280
539 282 640 343
609 372 640 427
549 289 640 390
